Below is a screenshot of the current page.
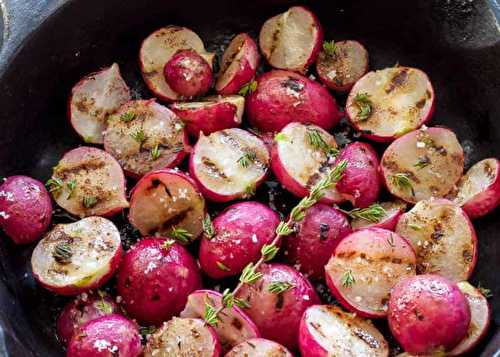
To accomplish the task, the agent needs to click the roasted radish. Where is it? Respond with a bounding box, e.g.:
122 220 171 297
283 203 351 280
325 228 417 318
140 26 215 102
128 169 206 239
316 40 369 92
216 33 259 95
180 289 260 351
199 201 280 279
226 338 293 357
387 274 470 355
103 99 188 178
259 6 323 73
395 199 477 282
236 263 320 350
31 217 122 296
381 127 464 203
299 305 389 357
351 200 407 231
452 158 500 219
189 128 270 202
246 70 341 132
144 317 221 357
170 95 244 138
69 63 131 144
346 67 435 142
117 238 201 325
0 176 52 244
47 147 129 218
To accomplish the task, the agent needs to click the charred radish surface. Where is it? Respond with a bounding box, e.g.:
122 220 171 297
226 338 293 357
351 201 407 231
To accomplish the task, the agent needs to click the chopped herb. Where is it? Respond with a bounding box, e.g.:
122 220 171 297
261 244 279 261
150 144 161 161
267 281 295 294
477 283 493 299
82 196 98 209
408 223 422 231
120 112 136 122
216 261 231 272
238 80 258 96
237 151 257 168
46 177 63 193
341 270 355 288
391 173 413 192
343 204 386 223
322 40 337 57
202 214 215 239
328 146 340 158
95 300 114 314
130 129 146 143
244 183 256 197
414 156 431 169
53 242 72 264
387 233 396 247
169 227 193 244
203 302 219 326
307 128 333 155
353 93 372 121
161 239 176 251
66 179 77 199
240 263 263 284
139 326 157 338
275 221 294 236
83 136 95 143
274 133 288 142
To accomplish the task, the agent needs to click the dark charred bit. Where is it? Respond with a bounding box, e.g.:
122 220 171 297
158 209 191 232
270 27 281 55
246 340 256 349
337 251 357 259
319 223 330 241
413 308 425 321
361 129 374 135
352 327 381 349
309 322 326 338
190 327 201 339
415 97 427 109
385 68 409 94
275 292 285 310
484 161 495 179
231 318 243 331
282 77 305 93
151 293 160 301
463 248 473 263
148 179 162 191
201 156 228 179
380 297 389 308
431 224 444 241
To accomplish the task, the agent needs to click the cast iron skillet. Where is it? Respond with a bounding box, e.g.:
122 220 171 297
0 0 498 355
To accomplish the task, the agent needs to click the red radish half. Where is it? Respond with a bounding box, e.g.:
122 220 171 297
128 169 206 240
271 122 344 203
395 199 477 282
452 158 500 219
103 99 188 178
216 33 259 95
189 128 270 202
325 228 417 318
226 338 293 357
49 147 129 218
170 95 244 138
139 26 215 102
381 127 464 203
31 217 122 296
316 40 369 92
259 6 323 73
351 200 407 231
346 67 435 142
69 63 131 144
299 305 389 357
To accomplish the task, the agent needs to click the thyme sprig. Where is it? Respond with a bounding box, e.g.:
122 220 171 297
323 40 337 57
353 93 372 121
341 203 386 223
169 227 193 244
238 80 258 96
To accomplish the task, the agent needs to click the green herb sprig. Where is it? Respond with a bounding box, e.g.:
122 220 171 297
150 144 161 161
169 227 193 244
238 80 258 96
353 93 372 121
341 270 355 288
341 203 386 223
391 173 413 193
323 40 337 57
268 281 295 294
237 152 257 168
202 214 215 239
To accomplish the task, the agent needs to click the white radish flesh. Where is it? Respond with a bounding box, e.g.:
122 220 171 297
226 338 293 357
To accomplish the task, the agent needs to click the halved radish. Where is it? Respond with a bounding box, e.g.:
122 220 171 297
128 169 206 240
180 290 260 351
351 200 407 231
395 199 477 282
189 128 270 202
325 228 417 318
226 338 293 357
316 40 369 92
346 67 435 142
259 6 323 73
139 26 215 102
103 99 188 178
144 317 221 357
380 127 464 203
48 147 129 218
170 95 244 138
298 305 389 357
449 282 492 356
216 33 259 95
31 217 122 296
68 63 131 144
452 158 500 219
271 122 344 204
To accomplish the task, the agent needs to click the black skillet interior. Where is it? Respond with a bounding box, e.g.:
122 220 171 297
0 0 499 355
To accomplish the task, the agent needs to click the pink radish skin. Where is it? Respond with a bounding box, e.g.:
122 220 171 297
259 6 323 73
395 198 477 282
170 95 244 138
299 305 389 357
216 33 260 95
388 274 471 355
346 67 435 142
226 338 293 357
351 200 407 231
104 99 188 179
180 289 260 352
335 142 381 208
381 127 464 203
128 169 206 239
144 317 221 357
31 217 122 296
57 292 121 346
316 40 369 92
199 201 280 279
164 49 212 98
48 147 129 218
116 238 202 326
452 158 500 219
236 263 320 350
0 176 52 245
325 228 417 318
246 70 341 132
271 122 344 204
67 314 141 357
189 128 270 202
68 63 131 144
283 203 351 280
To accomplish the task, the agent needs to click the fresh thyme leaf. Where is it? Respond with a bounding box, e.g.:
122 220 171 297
274 133 288 142
222 289 235 308
341 270 355 288
53 242 72 264
261 244 279 261
408 223 422 231
161 239 176 251
237 151 257 168
66 179 77 199
353 92 372 121
120 112 136 122
244 183 256 197
240 263 263 284
130 129 146 143
234 298 251 309
344 204 386 223
202 214 215 239
46 177 63 193
414 156 431 169
95 300 114 314
82 196 98 209
204 302 219 326
329 147 340 158
169 227 193 244
216 261 231 272
267 281 295 294
139 326 157 338
391 173 413 193
477 283 493 299
275 221 294 236
307 128 333 155
322 40 337 57
238 80 258 96
150 144 161 161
